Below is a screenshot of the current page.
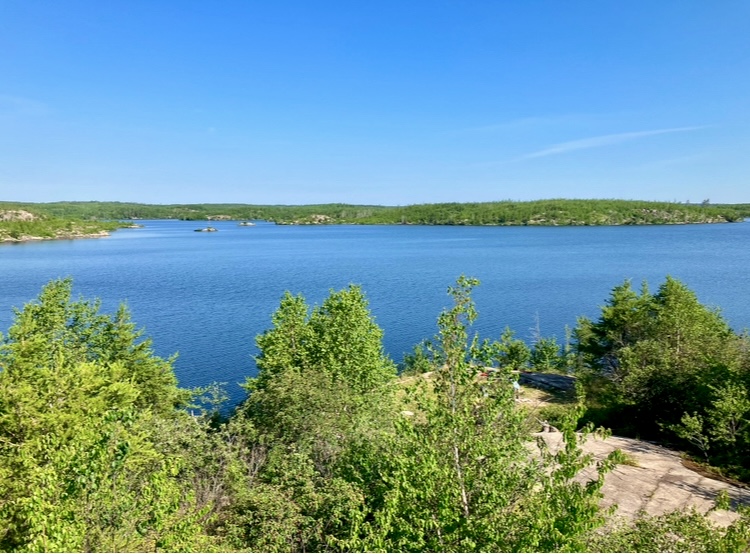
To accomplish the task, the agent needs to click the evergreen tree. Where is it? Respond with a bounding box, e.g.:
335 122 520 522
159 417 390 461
575 277 750 474
0 280 211 551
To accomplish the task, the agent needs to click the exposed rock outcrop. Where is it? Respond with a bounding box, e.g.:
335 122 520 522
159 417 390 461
0 210 38 222
519 371 576 393
538 432 749 526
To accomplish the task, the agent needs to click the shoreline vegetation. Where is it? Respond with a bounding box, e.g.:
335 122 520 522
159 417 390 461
1 199 749 243
0 209 127 243
2 275 750 551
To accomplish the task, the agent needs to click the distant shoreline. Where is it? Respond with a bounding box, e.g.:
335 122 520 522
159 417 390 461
1 199 748 237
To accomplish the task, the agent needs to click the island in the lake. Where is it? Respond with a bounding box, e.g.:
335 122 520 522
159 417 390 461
1 199 749 243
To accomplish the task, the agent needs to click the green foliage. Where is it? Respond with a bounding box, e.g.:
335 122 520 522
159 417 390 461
252 287 395 395
351 199 743 226
576 276 750 477
668 412 711 461
530 335 564 373
4 276 750 551
584 509 750 552
577 277 736 430
307 286 396 394
341 277 618 552
250 291 312 391
399 340 434 375
214 285 398 551
537 403 582 431
2 198 744 227
0 278 188 412
706 382 750 446
0 280 213 551
216 443 365 552
715 489 732 511
0 205 124 242
496 326 532 370
243 285 397 470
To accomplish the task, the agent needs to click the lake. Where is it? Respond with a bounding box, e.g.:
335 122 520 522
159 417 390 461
2 220 749 406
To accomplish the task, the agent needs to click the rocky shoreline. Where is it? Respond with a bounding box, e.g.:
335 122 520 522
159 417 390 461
0 230 112 243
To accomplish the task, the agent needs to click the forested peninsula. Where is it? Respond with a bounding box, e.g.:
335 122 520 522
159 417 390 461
1 199 748 241
2 276 750 552
0 208 127 243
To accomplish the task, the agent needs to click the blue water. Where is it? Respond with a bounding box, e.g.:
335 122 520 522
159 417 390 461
2 220 749 405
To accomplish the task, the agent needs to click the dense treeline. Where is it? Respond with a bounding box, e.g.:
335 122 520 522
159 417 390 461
355 199 745 226
1 277 750 551
719 203 750 217
576 278 750 480
0 201 383 224
1 198 746 226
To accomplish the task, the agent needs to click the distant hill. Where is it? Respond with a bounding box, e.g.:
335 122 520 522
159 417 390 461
1 199 747 229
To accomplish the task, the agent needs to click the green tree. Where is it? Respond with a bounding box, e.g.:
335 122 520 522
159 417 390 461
215 438 365 552
530 336 564 373
243 285 396 468
496 326 531 370
575 276 750 473
307 285 395 394
0 280 213 551
220 285 396 551
249 292 312 391
0 278 187 412
343 277 618 552
706 382 750 447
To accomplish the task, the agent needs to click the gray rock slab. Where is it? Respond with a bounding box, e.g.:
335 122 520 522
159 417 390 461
519 372 576 392
536 432 749 526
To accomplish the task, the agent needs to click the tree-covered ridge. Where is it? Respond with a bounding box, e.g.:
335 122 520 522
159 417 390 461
1 277 750 551
353 199 745 226
0 205 125 242
2 198 746 226
0 201 384 224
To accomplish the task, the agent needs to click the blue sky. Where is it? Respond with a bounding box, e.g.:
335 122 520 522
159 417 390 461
1 1 748 205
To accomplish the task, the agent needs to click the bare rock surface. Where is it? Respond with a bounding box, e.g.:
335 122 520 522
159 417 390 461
538 432 749 526
0 209 37 221
519 371 576 392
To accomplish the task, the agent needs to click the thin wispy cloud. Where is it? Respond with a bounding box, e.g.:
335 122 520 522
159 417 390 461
452 113 597 135
458 116 574 134
521 126 708 160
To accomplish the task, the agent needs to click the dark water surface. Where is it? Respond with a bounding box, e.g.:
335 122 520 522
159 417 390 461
2 220 749 405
